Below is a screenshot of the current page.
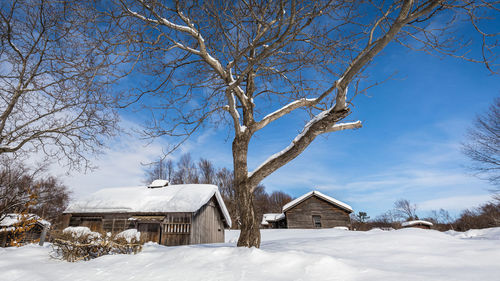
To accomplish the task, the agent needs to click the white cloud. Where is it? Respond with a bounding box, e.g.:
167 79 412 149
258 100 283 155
418 194 494 211
59 130 170 199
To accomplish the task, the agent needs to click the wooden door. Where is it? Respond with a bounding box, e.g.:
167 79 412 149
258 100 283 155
81 218 103 232
138 223 161 243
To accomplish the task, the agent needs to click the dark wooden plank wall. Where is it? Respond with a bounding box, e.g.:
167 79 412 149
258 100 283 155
190 196 225 244
285 196 351 229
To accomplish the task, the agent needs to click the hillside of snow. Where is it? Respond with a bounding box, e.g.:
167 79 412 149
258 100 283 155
1 227 500 281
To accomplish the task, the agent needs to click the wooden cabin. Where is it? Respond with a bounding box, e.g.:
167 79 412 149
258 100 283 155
401 220 433 229
261 190 353 229
63 181 231 246
0 214 51 247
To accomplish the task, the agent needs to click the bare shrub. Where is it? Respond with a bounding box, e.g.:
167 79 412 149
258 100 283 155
455 202 500 231
51 227 143 262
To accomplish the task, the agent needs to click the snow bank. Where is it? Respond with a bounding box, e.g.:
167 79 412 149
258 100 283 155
445 228 500 240
62 227 101 240
1 227 500 280
115 229 141 243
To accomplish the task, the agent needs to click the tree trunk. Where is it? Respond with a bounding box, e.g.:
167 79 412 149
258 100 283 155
233 135 261 248
236 181 261 247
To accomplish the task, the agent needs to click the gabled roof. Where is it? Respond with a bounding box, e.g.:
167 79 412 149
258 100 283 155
65 184 231 227
282 190 353 213
401 220 433 227
261 213 285 225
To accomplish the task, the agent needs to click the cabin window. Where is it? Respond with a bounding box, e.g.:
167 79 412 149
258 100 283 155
312 215 322 228
69 217 80 227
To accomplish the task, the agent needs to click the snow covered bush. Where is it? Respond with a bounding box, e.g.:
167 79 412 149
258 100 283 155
51 227 143 262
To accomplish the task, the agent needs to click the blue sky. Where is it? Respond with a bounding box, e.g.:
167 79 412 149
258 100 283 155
57 19 499 220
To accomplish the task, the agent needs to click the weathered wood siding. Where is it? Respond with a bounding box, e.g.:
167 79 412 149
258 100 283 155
161 213 191 246
64 196 228 246
190 196 225 244
285 196 351 229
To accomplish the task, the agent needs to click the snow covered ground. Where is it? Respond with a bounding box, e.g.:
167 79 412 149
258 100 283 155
1 227 500 281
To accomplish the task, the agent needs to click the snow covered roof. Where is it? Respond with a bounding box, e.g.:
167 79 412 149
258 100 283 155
65 184 231 227
401 220 433 227
261 213 285 225
282 191 353 213
0 213 51 228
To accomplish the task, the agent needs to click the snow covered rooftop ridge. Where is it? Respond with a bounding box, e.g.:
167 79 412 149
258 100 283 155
65 184 231 227
401 220 433 227
282 191 353 213
148 179 169 188
0 213 51 227
261 213 285 225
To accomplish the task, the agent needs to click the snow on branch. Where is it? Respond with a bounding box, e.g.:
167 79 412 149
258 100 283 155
326 121 362 132
131 0 197 35
253 81 341 131
254 98 317 131
248 106 361 186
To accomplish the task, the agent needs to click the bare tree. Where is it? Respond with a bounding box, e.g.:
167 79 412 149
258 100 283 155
0 0 127 170
268 191 292 213
30 176 70 224
394 199 418 221
144 158 175 183
107 0 499 247
0 157 70 223
374 210 398 225
252 184 271 224
172 153 199 184
198 158 216 184
0 159 35 221
215 167 239 227
463 97 500 188
427 208 454 230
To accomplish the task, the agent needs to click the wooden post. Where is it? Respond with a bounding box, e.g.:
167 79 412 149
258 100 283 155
39 226 48 246
1 228 7 247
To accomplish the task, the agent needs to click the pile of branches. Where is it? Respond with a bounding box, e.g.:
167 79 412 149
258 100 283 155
51 227 143 262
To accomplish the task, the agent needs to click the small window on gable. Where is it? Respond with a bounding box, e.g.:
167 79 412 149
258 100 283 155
312 215 322 228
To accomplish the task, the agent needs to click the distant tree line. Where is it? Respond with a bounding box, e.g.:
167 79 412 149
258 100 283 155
352 198 500 232
143 153 292 228
0 157 71 228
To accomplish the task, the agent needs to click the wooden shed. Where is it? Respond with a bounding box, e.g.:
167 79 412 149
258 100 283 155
0 214 50 247
261 190 353 229
63 181 231 246
261 213 286 229
401 220 433 229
